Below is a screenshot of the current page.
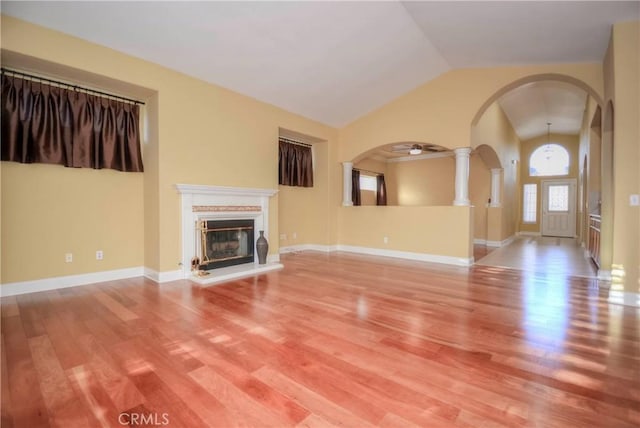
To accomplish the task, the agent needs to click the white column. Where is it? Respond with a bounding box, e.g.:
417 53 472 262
453 147 471 206
342 162 354 206
490 168 502 207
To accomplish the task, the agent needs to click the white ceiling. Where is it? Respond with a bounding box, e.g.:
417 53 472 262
498 81 589 141
2 1 638 135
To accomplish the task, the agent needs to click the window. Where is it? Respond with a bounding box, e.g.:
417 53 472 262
547 184 569 212
359 175 377 192
529 144 569 177
523 184 537 223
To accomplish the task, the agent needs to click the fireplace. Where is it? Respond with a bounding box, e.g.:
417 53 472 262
197 219 254 270
176 184 282 285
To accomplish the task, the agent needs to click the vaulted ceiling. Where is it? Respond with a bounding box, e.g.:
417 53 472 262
3 1 638 139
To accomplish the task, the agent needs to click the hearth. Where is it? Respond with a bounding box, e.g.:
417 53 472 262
197 219 254 270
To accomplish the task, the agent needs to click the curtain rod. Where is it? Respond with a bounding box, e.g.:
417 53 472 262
354 168 382 176
279 136 312 148
1 67 145 105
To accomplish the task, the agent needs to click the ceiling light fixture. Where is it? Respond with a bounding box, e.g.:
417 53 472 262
409 144 422 155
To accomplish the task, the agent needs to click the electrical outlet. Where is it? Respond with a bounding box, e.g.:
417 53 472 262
65 253 73 263
630 194 640 206
292 232 297 240
96 250 104 260
383 236 389 244
280 234 287 241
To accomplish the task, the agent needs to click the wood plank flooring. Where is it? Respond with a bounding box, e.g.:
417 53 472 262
1 252 638 427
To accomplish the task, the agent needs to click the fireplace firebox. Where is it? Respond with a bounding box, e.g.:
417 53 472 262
197 219 254 270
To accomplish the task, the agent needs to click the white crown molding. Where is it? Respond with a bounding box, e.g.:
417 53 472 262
0 266 144 297
387 151 454 163
175 184 278 197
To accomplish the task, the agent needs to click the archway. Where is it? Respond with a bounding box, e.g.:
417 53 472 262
470 74 603 275
350 141 455 207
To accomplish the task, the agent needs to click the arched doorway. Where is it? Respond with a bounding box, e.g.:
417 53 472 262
471 75 602 277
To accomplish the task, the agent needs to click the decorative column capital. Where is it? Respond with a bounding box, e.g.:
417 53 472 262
453 147 472 157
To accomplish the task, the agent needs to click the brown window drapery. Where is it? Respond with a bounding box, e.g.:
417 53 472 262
1 74 144 172
279 139 313 187
351 169 361 206
376 174 387 206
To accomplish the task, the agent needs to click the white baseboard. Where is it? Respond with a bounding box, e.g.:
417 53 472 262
282 243 472 266
597 269 612 281
143 267 184 283
336 245 473 266
0 266 144 297
280 244 335 253
608 290 640 307
474 235 515 248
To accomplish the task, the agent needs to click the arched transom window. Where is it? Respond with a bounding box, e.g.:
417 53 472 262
529 144 570 176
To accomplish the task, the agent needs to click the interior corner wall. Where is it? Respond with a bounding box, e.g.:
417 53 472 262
469 154 490 240
609 21 640 294
279 139 335 247
472 102 521 241
577 96 601 246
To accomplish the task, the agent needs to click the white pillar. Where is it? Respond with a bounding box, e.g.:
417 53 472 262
490 168 502 207
342 162 354 206
453 147 471 206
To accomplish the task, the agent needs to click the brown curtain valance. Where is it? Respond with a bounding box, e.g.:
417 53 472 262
1 74 144 172
278 140 313 187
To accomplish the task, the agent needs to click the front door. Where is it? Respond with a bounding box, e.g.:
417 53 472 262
541 179 576 237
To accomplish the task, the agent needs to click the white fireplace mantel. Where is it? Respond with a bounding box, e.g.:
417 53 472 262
176 184 282 285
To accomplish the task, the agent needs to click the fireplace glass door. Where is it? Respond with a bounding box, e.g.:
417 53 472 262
199 219 254 270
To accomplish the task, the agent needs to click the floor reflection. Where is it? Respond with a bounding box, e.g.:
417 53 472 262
476 236 597 278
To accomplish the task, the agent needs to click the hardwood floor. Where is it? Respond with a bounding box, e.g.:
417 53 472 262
475 237 597 278
1 252 639 427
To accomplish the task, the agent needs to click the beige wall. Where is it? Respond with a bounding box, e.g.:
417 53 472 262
340 64 602 164
472 102 520 241
386 156 455 206
469 154 491 240
1 163 144 283
607 21 640 294
339 206 473 260
577 97 601 245
1 16 337 283
278 141 334 247
519 134 580 234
